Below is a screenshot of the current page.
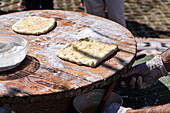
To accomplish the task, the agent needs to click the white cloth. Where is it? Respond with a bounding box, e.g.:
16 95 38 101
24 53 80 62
84 0 126 27
118 106 132 113
103 103 132 113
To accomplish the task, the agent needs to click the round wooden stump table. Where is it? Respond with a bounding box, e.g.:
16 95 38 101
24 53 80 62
0 10 136 113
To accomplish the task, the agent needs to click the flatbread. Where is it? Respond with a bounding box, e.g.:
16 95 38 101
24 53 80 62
56 37 118 67
12 16 55 35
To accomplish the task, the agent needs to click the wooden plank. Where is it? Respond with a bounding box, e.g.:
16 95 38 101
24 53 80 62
0 55 91 98
0 10 136 103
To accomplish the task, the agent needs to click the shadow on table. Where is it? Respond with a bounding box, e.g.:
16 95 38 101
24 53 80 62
0 55 40 81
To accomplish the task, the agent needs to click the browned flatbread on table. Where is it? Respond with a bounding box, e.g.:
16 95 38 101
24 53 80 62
56 37 118 67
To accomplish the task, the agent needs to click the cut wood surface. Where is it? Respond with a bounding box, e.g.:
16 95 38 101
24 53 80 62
0 10 136 104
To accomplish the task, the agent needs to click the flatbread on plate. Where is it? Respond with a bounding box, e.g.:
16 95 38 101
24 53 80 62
56 37 118 67
12 16 55 35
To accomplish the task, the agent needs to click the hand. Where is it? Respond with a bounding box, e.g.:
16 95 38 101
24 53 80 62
121 55 168 89
103 103 132 113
